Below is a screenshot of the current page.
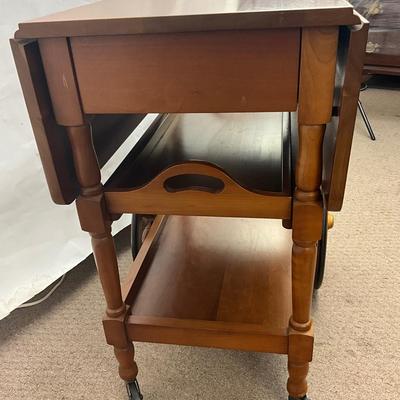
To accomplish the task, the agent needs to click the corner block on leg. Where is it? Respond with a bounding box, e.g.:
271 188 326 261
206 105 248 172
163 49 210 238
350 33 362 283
103 314 139 382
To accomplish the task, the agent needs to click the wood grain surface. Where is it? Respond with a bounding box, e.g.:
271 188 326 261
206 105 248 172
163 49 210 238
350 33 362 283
15 0 360 38
126 216 292 353
104 113 292 218
323 17 370 211
105 113 291 194
10 39 78 204
71 29 299 113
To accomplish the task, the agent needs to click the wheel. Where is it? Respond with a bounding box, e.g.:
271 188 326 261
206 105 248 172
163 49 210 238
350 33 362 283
131 214 155 258
130 214 139 258
126 379 143 400
314 194 328 290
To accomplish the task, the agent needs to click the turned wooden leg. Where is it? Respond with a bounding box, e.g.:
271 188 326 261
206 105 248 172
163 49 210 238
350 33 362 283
287 26 339 399
38 39 141 392
114 343 139 381
287 240 317 399
288 122 327 399
91 229 138 382
67 124 139 384
287 123 325 398
287 119 327 398
288 362 309 399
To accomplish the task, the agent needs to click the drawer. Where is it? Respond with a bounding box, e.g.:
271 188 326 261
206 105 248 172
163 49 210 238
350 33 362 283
70 29 300 114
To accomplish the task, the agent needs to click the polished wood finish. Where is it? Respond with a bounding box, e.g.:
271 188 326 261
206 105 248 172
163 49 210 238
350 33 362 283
35 31 140 382
11 2 367 398
74 126 139 381
38 38 84 126
104 113 292 218
289 16 369 211
105 161 291 219
323 17 370 211
127 316 288 354
287 27 338 399
10 38 78 204
69 123 139 382
122 215 167 304
126 216 291 353
298 27 339 125
10 39 150 205
15 0 359 39
106 113 291 194
91 220 140 382
67 125 101 196
71 30 299 113
91 225 125 317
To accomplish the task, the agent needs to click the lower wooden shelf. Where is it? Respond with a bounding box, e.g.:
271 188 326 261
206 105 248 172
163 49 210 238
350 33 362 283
123 215 292 354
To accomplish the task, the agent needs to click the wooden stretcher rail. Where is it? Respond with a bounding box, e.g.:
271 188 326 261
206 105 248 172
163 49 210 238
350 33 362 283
126 316 289 354
121 215 167 303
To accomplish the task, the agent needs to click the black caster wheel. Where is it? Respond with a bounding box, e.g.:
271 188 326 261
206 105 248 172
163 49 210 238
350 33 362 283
288 396 310 400
314 193 328 290
126 379 143 400
131 214 155 258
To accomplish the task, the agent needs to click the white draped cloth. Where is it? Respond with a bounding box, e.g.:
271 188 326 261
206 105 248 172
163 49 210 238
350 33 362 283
0 0 157 319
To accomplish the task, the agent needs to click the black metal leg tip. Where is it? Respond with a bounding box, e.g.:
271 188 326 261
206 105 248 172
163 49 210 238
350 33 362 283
288 395 310 400
126 379 143 400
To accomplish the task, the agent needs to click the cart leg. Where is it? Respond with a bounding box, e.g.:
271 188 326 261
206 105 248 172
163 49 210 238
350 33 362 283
88 213 141 394
287 26 338 398
39 40 141 397
91 230 139 384
67 124 141 392
287 241 316 400
287 362 309 400
287 124 325 399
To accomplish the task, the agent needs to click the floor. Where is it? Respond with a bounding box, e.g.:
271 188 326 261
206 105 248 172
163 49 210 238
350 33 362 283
0 87 399 399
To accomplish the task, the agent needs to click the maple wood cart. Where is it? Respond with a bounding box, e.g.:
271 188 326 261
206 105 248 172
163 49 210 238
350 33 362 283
11 1 368 399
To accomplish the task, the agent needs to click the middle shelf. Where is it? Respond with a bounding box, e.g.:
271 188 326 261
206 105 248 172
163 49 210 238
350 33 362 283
104 112 293 218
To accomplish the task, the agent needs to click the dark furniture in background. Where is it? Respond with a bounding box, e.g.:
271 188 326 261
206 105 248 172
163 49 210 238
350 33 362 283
350 0 400 75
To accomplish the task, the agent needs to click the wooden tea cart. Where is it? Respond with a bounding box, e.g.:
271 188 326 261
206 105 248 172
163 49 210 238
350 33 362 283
11 1 368 399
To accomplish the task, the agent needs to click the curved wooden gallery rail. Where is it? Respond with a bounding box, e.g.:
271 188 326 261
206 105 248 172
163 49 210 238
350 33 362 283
105 161 292 218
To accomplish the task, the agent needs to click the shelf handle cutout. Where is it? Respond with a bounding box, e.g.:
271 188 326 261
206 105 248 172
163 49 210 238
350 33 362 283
145 161 248 196
163 174 224 194
104 161 292 218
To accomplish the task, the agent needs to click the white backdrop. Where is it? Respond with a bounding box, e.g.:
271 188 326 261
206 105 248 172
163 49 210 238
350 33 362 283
0 0 157 319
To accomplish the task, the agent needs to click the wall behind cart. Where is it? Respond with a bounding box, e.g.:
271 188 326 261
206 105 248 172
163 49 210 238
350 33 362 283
0 0 157 319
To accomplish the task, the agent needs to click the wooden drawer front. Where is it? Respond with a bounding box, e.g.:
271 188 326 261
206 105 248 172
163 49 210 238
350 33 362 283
70 29 300 113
